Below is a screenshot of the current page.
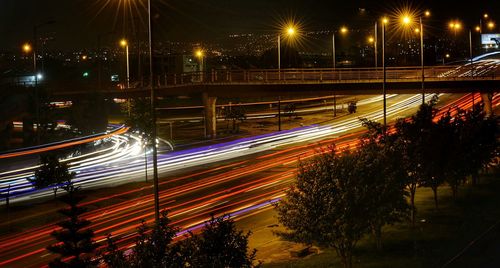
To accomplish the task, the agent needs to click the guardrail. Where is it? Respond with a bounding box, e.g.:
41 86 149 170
152 65 499 88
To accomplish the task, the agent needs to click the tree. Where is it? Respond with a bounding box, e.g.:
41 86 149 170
100 234 127 268
359 119 410 250
29 154 75 198
181 215 259 268
393 99 437 226
443 105 498 198
47 182 96 268
128 211 180 268
275 145 372 268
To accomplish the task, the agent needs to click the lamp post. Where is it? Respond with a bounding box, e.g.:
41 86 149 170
25 20 55 144
332 26 348 69
417 11 431 104
381 17 388 132
278 26 295 80
120 39 130 89
147 0 160 222
374 22 378 68
195 49 204 82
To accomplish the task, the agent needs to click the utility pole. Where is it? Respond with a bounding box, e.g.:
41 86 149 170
148 0 160 222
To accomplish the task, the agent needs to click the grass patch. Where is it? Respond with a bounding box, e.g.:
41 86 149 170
263 174 500 267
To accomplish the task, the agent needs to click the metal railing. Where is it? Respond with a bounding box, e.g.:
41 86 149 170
153 65 499 88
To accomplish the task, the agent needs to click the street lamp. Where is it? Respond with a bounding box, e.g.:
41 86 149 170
147 0 160 222
416 10 431 104
120 39 130 89
278 26 296 79
332 26 348 69
195 49 204 81
487 21 495 30
381 17 388 132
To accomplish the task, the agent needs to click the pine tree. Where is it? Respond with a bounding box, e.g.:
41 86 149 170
47 183 96 268
29 154 75 198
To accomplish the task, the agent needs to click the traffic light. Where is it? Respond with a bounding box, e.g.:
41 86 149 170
83 71 89 78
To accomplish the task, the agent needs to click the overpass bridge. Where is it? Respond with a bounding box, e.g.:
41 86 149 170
48 59 500 138
4 57 500 138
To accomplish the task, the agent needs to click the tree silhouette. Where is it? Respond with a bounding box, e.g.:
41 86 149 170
29 154 75 199
47 183 96 268
275 145 372 268
181 215 259 268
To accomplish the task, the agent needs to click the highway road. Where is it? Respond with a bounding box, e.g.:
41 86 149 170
0 94 397 203
0 92 493 267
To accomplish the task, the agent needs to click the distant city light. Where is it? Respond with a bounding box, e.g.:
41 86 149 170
37 73 43 80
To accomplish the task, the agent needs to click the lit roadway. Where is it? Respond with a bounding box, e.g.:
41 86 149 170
0 92 495 267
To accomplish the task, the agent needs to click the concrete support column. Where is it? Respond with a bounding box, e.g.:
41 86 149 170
203 92 217 139
481 92 494 117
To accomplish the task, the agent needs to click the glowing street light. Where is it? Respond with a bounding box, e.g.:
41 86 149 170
381 16 389 131
487 21 495 30
332 26 348 70
22 43 32 54
402 15 412 25
278 25 297 79
195 49 204 81
119 39 130 89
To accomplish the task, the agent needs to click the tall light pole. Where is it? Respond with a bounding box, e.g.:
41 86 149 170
120 39 130 89
278 26 296 80
374 22 378 68
382 17 388 132
120 39 131 117
195 49 204 82
147 0 160 222
332 26 348 69
419 16 425 104
27 20 55 144
418 11 431 104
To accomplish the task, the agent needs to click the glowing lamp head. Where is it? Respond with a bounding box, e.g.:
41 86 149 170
488 22 495 29
287 27 295 36
82 55 88 60
368 37 374 43
195 50 203 58
414 28 420 33
424 10 431 17
22 43 32 53
445 53 450 58
382 17 389 24
340 27 348 34
475 26 481 32
484 14 489 19
120 39 128 47
402 16 411 25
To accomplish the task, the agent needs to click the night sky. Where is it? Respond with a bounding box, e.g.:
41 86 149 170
0 0 498 50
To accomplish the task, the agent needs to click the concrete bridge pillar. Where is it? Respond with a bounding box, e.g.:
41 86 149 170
480 92 494 117
203 92 217 139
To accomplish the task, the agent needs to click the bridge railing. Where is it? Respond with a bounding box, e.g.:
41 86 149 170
154 65 498 88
